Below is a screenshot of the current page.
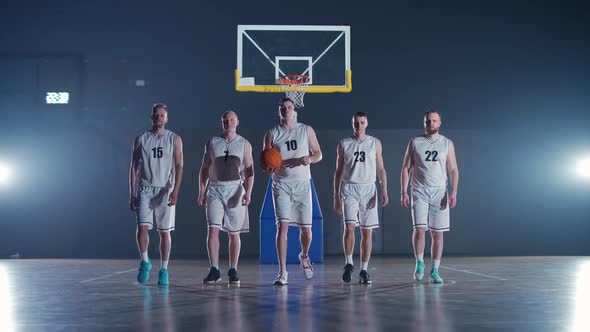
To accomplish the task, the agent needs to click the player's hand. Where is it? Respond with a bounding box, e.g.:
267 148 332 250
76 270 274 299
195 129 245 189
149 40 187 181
129 196 137 211
242 194 251 206
264 167 277 174
449 192 457 208
333 197 343 215
198 194 206 208
381 192 389 207
299 156 311 166
168 190 178 207
282 158 299 168
400 193 410 208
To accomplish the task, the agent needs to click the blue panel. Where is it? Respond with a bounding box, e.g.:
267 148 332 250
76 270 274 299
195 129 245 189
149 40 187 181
259 177 323 264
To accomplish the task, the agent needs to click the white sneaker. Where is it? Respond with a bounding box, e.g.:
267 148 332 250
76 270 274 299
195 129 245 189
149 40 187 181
299 253 314 280
273 270 288 286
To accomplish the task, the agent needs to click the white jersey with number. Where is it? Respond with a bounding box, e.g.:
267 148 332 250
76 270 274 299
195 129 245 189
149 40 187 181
340 135 377 184
206 135 248 185
270 123 311 182
410 134 449 188
138 129 176 188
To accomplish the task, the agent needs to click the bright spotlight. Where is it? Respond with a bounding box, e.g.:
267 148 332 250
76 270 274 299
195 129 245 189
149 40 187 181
577 158 590 179
0 163 12 186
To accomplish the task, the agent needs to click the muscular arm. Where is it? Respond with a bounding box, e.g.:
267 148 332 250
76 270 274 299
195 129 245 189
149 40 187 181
129 136 141 210
446 140 459 208
375 139 389 207
400 139 414 208
263 131 273 150
242 141 254 206
168 135 184 206
306 126 323 164
333 143 344 214
198 141 212 207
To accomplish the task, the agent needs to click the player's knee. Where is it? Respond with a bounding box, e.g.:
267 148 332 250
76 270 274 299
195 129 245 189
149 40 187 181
229 233 240 241
207 227 220 237
300 227 312 236
431 231 443 240
344 224 355 233
360 228 372 238
276 223 289 236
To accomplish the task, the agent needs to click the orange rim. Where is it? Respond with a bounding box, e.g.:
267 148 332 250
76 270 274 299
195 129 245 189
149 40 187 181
277 75 310 85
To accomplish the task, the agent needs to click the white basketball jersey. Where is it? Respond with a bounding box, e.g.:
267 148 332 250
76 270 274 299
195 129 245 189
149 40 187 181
206 135 248 184
138 129 176 188
340 135 377 184
411 134 449 188
270 123 311 182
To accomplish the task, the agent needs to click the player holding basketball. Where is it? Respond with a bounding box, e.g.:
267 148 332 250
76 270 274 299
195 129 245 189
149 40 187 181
334 112 388 284
129 103 184 286
198 111 254 285
263 97 322 286
400 110 459 283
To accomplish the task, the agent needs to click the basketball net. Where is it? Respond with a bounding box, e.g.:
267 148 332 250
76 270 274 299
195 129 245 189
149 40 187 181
277 75 310 108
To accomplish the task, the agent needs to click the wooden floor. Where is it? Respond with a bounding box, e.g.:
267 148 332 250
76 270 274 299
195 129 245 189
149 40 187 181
1 256 588 331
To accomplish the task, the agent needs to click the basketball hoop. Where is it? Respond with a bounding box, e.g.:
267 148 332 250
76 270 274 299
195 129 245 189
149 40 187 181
277 75 310 108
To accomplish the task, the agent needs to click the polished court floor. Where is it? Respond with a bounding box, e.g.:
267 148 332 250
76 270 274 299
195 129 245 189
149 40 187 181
0 256 588 331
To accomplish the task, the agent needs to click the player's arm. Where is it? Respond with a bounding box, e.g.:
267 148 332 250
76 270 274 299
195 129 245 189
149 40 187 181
242 141 254 206
168 135 184 206
333 142 345 214
446 140 459 208
400 139 414 208
305 126 323 164
262 131 278 173
376 139 389 207
263 131 273 150
198 140 212 207
129 136 141 210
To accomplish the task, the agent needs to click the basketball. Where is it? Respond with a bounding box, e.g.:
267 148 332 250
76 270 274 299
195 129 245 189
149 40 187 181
260 148 282 170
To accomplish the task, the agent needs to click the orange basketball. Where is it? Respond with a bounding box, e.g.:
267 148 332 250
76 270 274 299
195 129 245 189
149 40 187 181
260 148 282 171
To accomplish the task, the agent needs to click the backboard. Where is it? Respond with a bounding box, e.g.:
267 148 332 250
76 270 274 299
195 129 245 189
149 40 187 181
236 25 351 93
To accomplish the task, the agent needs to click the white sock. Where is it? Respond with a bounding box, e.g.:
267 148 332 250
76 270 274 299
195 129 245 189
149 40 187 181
416 253 424 262
141 252 149 262
230 263 237 270
345 255 353 265
161 260 168 269
433 259 441 269
211 265 219 270
361 261 368 271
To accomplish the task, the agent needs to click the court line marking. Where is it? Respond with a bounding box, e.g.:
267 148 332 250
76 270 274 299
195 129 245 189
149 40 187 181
80 268 137 283
440 265 508 281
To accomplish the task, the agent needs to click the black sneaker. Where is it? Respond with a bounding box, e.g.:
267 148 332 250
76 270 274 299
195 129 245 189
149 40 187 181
203 267 221 284
359 270 372 284
228 268 240 285
342 264 354 283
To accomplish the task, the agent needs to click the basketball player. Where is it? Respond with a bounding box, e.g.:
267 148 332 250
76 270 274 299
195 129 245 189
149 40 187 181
198 111 254 285
400 110 459 283
263 97 322 286
129 103 184 286
334 112 388 284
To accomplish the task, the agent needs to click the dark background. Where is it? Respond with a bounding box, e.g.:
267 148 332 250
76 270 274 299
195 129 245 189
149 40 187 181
0 0 588 258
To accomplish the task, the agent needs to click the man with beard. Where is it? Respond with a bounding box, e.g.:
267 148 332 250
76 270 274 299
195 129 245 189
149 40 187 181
198 111 254 285
400 110 459 283
129 103 184 286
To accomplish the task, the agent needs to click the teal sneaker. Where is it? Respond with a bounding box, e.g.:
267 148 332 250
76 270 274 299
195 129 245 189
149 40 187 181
430 268 443 284
137 260 152 283
414 260 425 281
158 268 169 286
